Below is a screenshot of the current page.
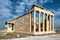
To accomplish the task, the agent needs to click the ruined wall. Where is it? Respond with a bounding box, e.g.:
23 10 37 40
12 13 31 33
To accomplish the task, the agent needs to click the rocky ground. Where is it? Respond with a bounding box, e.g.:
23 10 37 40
0 34 60 40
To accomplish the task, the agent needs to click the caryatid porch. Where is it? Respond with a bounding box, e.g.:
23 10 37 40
29 4 55 35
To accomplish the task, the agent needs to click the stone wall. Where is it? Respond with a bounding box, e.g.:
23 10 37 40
12 13 31 33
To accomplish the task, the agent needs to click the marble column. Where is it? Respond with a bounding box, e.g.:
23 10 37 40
50 15 51 32
34 11 36 32
46 14 48 32
38 12 41 32
48 15 49 32
42 13 44 32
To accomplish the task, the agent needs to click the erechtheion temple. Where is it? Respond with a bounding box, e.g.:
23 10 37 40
5 4 55 35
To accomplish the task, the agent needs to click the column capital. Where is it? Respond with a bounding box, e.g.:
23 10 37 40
34 8 36 12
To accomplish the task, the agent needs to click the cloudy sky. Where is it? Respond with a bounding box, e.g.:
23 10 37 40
0 0 60 29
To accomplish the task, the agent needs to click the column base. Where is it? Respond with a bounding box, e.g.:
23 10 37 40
31 31 56 35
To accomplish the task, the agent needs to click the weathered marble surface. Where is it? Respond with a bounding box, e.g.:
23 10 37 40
1 34 60 40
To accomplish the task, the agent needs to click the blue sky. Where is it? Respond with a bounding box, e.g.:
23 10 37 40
0 0 60 29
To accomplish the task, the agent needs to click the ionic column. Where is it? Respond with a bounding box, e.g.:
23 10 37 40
42 13 44 32
34 11 36 32
46 14 48 32
50 15 51 32
38 12 41 32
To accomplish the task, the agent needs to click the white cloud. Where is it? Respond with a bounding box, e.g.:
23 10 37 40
0 8 13 17
23 0 37 5
0 0 12 8
15 0 54 15
16 0 36 15
0 0 17 18
0 0 12 17
39 0 53 4
0 0 56 29
0 0 54 20
0 0 18 29
16 2 25 13
15 0 38 16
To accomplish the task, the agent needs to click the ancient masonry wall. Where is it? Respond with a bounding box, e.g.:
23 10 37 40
12 13 31 33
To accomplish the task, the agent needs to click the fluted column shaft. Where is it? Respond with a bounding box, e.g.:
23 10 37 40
50 15 51 32
38 12 41 32
46 14 48 32
34 11 36 32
